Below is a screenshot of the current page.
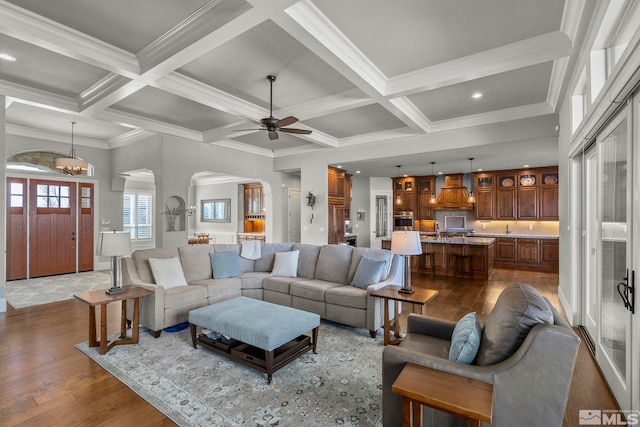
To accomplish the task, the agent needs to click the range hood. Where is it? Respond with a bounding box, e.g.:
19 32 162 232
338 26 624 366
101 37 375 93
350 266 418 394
432 173 474 211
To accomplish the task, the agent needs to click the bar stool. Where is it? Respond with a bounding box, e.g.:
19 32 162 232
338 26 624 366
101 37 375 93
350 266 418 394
453 245 472 278
423 243 436 278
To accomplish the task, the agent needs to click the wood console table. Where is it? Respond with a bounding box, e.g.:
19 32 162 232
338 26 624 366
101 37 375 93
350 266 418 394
370 285 438 345
74 286 152 355
392 363 493 427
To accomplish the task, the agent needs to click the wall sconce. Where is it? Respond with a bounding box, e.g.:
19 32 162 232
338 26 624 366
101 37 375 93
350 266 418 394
187 206 196 216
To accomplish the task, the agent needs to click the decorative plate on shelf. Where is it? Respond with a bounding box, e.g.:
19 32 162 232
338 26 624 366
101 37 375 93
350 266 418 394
544 175 558 185
520 176 535 186
501 177 514 187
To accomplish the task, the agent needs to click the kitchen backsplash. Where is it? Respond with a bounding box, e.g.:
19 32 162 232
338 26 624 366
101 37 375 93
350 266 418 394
431 210 559 236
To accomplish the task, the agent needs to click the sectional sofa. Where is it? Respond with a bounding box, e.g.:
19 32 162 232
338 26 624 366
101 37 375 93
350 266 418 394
121 242 402 338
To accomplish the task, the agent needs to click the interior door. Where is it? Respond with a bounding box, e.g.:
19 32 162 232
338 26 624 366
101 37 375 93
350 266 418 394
595 109 633 410
29 179 77 277
370 190 391 249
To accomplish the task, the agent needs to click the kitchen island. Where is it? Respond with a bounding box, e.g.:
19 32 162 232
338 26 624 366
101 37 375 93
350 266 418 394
382 236 496 279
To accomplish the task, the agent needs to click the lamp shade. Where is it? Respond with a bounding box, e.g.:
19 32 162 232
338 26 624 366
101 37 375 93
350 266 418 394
391 231 422 255
96 231 132 257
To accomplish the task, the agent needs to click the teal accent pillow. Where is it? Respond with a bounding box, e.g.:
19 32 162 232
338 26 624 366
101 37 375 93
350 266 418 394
350 256 387 289
449 312 482 364
210 251 242 279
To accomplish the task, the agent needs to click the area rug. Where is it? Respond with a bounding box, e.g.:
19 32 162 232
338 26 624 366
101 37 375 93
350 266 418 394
5 270 111 309
76 321 384 426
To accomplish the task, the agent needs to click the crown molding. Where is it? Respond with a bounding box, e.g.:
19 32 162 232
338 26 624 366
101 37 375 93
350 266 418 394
547 56 570 111
210 139 274 157
338 127 418 148
386 31 572 98
0 1 138 77
429 102 554 133
0 79 79 113
96 108 202 141
388 97 432 133
285 0 387 94
77 73 132 110
6 123 108 149
107 129 158 149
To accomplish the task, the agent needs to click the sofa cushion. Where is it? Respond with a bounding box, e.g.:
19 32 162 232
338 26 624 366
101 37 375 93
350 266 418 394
449 312 482 364
290 279 343 302
350 256 387 289
148 257 188 289
399 333 450 360
213 244 255 273
190 277 242 298
240 272 271 290
271 250 299 277
255 243 295 272
163 284 208 309
292 243 321 279
325 285 368 309
476 283 555 366
178 245 214 282
210 251 242 279
347 247 393 284
314 244 353 285
132 247 179 283
263 276 300 294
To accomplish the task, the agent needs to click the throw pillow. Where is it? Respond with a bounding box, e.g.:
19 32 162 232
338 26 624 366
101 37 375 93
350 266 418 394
210 251 242 279
350 256 387 289
149 257 188 289
475 283 555 366
449 312 482 364
271 250 300 277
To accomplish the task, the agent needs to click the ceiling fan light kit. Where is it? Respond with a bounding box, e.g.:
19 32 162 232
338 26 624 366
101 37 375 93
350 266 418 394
248 75 312 141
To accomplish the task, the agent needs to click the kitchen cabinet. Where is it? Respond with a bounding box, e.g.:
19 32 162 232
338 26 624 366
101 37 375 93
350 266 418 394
393 177 415 212
244 183 264 215
517 187 538 219
416 176 435 220
473 172 494 220
328 167 346 203
495 237 516 261
516 238 539 263
328 204 345 244
540 239 559 265
539 169 559 220
344 173 352 219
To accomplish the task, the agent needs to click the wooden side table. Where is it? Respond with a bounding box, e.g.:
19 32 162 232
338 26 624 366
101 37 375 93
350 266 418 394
370 285 439 345
392 363 493 427
74 286 152 355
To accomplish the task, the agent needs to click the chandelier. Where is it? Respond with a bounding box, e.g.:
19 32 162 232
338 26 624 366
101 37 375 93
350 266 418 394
55 121 88 175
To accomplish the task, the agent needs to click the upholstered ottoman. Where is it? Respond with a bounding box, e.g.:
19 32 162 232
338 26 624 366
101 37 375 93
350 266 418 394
189 296 320 383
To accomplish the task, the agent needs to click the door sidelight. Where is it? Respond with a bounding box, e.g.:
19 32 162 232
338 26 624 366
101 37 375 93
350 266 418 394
617 269 635 314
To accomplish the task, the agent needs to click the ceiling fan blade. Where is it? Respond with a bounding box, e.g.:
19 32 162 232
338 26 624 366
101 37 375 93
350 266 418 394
268 130 279 140
279 128 312 135
276 116 298 127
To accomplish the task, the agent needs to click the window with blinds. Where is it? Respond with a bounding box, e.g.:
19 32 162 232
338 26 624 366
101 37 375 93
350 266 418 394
124 191 153 241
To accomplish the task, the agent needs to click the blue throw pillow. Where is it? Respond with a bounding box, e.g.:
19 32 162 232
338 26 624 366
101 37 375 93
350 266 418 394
449 312 482 364
350 256 387 289
210 251 242 279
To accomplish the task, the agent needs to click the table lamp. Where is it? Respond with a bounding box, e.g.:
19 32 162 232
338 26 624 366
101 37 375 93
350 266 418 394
96 231 132 295
391 231 422 294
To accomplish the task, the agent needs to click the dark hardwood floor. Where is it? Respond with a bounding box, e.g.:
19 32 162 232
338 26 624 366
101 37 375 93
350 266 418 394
0 269 618 426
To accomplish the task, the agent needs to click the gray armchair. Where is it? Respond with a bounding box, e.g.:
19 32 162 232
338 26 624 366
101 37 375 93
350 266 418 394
382 283 580 427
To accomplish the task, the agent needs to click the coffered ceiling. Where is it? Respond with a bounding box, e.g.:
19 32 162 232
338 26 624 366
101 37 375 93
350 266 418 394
0 0 589 173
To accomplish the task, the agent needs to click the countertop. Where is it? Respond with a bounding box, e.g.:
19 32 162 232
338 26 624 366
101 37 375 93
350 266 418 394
469 233 559 240
237 232 265 236
421 236 495 245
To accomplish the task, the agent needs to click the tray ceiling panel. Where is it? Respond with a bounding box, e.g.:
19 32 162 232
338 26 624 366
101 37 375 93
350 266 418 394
302 104 407 139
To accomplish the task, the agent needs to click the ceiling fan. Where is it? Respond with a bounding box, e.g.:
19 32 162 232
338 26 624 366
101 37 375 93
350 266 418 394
244 75 312 141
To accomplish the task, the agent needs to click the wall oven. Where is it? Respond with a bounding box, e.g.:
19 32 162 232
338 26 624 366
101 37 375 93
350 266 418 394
393 212 414 230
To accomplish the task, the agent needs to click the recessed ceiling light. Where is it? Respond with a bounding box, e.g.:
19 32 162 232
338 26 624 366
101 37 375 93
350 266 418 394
337 165 342 168
472 92 482 99
523 164 530 168
0 53 16 62
355 170 361 174
477 168 483 171
438 172 443 175
403 174 408 177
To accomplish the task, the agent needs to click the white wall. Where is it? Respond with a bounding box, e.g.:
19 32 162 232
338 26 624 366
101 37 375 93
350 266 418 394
350 175 371 247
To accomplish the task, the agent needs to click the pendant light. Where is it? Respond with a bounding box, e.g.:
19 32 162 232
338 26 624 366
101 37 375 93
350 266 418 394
429 162 437 204
55 121 88 175
468 158 476 203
